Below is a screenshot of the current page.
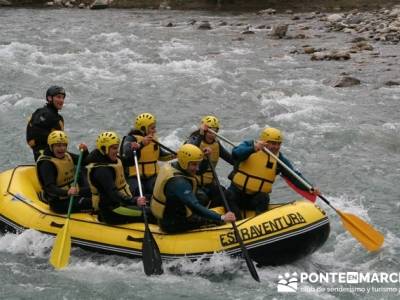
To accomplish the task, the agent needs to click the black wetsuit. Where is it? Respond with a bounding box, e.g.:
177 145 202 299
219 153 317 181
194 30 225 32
26 104 64 161
36 149 92 214
159 162 224 233
86 149 144 225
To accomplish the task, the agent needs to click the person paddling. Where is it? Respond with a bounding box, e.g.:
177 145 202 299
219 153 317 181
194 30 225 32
86 131 146 224
185 115 234 208
120 113 174 199
227 127 320 218
36 131 92 214
151 144 236 233
26 86 66 161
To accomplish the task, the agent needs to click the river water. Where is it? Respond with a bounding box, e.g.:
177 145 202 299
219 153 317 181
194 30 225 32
0 8 399 300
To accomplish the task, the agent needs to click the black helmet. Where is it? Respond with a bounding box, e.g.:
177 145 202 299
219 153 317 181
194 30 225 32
46 86 66 100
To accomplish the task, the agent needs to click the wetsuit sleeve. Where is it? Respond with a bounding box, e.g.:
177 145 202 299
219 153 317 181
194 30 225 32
69 150 89 165
186 131 203 147
165 177 222 221
120 135 140 166
219 142 234 165
278 153 313 191
37 160 68 198
232 140 255 162
91 167 133 206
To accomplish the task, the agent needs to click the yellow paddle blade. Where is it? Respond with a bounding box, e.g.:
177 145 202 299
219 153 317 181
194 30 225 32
49 219 71 269
337 210 384 252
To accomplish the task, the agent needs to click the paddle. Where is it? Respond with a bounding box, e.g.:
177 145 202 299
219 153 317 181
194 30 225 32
206 156 260 282
153 140 176 156
208 129 384 252
154 140 260 282
50 149 84 269
133 150 163 275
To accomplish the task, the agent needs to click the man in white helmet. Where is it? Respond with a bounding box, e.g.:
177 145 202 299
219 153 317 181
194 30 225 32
151 144 236 233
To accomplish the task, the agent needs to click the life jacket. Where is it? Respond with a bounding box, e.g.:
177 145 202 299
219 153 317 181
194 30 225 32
128 135 160 178
196 140 220 186
151 164 197 220
36 152 75 200
231 150 278 194
87 158 132 211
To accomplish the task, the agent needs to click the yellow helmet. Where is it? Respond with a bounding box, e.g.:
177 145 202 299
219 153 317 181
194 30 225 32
201 115 219 129
96 131 120 155
259 127 283 143
135 113 156 134
48 130 68 147
177 144 204 169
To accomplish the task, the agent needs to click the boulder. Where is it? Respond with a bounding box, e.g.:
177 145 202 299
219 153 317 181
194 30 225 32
350 41 374 52
269 24 288 39
198 21 212 30
258 8 276 15
311 50 350 61
384 80 400 86
0 0 11 6
333 76 361 87
90 0 108 9
327 14 343 23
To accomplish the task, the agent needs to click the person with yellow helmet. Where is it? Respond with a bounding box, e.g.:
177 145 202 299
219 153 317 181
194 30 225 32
36 130 92 214
119 113 174 199
26 86 66 161
86 131 147 224
227 127 320 218
185 115 234 207
151 144 236 233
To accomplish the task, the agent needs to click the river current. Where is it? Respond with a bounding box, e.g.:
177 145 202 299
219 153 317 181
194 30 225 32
0 8 399 300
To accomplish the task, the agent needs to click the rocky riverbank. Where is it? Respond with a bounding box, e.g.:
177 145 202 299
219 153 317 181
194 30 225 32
1 0 400 12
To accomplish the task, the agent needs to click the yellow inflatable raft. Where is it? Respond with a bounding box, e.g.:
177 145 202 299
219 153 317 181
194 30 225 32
0 165 330 266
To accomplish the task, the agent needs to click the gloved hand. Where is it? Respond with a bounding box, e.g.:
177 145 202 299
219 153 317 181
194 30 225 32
78 143 88 152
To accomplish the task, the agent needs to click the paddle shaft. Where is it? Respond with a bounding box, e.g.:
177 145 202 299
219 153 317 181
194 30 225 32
133 151 149 224
207 157 260 282
50 149 84 269
66 150 84 217
153 140 177 156
133 150 163 275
